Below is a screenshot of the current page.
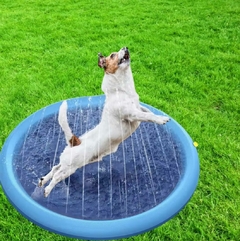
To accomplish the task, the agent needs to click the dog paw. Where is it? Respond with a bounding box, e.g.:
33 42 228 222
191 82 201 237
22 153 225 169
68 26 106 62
44 188 50 198
159 116 170 125
163 116 170 124
38 178 44 187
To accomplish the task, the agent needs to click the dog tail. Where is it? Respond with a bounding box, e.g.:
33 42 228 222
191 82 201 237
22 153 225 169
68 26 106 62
58 100 81 147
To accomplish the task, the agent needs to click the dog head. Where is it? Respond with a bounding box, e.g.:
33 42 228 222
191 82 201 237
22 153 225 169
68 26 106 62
98 47 130 74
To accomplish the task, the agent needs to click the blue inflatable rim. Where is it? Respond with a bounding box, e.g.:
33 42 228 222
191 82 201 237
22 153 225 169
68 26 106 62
0 95 199 240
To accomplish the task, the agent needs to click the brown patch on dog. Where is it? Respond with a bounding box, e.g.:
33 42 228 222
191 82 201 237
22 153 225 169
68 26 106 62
69 135 81 147
98 52 119 74
105 52 119 74
89 155 98 163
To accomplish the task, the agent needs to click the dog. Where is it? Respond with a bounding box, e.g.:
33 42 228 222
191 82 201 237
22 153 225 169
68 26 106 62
39 47 170 197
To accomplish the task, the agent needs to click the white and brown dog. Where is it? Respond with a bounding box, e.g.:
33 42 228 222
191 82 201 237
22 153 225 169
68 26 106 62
39 47 170 197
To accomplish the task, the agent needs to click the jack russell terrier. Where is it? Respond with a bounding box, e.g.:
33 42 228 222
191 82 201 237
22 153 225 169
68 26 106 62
39 47 170 197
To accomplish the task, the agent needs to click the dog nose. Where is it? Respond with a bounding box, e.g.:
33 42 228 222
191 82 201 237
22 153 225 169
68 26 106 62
122 47 129 53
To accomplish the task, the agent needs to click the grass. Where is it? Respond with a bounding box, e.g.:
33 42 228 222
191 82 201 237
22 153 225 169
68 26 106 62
0 0 239 240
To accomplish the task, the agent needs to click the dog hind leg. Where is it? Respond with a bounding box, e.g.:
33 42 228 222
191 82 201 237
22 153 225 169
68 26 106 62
38 164 61 187
44 166 77 197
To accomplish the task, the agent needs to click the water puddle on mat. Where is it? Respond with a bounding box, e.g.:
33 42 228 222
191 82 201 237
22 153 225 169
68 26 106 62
14 99 183 220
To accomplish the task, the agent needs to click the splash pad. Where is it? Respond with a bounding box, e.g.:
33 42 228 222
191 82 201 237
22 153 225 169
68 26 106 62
0 95 199 240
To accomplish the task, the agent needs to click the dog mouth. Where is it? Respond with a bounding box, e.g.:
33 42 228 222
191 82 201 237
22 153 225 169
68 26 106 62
119 51 130 65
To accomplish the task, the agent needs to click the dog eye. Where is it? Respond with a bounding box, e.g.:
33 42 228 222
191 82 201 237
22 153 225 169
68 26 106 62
110 53 116 59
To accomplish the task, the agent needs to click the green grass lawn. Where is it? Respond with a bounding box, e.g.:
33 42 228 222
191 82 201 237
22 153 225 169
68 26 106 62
0 0 239 240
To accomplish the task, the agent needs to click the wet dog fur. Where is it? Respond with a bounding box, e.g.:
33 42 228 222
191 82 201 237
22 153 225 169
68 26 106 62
39 47 170 197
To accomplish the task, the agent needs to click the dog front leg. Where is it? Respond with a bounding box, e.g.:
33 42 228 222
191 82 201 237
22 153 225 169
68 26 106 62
126 109 170 125
140 106 153 113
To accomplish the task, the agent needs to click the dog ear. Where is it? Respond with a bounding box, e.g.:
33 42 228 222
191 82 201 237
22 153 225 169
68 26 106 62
98 53 106 69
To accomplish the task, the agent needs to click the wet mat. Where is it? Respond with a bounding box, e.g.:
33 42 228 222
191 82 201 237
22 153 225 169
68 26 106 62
15 101 182 220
